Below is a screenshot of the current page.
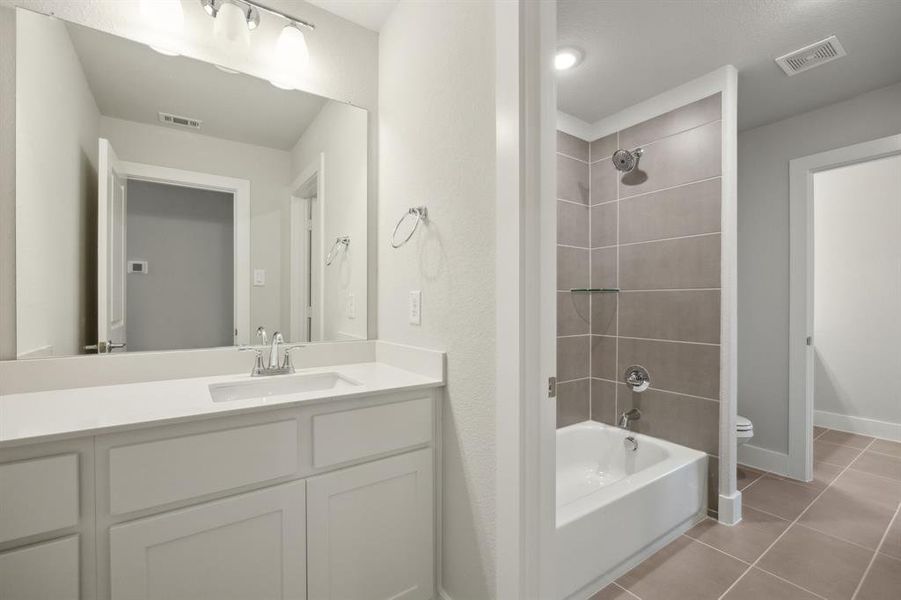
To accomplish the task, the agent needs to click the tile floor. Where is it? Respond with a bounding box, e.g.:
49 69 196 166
591 428 901 600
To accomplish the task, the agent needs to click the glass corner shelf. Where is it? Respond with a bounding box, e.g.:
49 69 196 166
569 288 620 293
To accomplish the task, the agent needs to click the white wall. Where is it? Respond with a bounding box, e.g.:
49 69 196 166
15 8 100 357
379 2 496 598
813 155 901 427
738 82 901 454
99 116 291 337
290 102 368 341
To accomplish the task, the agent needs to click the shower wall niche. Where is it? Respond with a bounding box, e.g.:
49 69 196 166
556 93 724 511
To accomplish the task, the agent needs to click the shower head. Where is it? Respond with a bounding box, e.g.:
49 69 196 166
612 148 643 173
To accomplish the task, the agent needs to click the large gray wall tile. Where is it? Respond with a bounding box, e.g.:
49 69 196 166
558 201 589 247
618 384 720 454
618 337 720 399
591 379 616 425
557 130 589 162
591 335 617 380
591 160 618 205
619 178 721 244
619 120 722 198
557 379 590 428
620 234 720 290
558 291 590 335
591 201 618 248
558 246 589 290
558 154 589 204
591 247 618 289
620 94 721 149
590 133 618 163
591 293 617 336
619 290 721 343
558 335 590 382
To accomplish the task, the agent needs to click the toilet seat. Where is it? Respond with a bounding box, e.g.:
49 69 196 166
736 415 753 438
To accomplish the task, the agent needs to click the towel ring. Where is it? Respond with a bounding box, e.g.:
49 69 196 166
325 235 350 266
391 207 428 248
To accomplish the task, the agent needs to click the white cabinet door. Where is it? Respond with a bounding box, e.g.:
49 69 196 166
306 449 434 600
0 535 80 600
109 481 305 600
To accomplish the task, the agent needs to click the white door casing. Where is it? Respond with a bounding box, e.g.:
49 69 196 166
97 138 127 353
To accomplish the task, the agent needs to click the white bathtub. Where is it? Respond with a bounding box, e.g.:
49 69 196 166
556 421 708 600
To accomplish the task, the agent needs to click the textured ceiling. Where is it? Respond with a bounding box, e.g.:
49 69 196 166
557 0 901 131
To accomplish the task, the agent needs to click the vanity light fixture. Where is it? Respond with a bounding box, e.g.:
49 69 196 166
555 47 583 71
140 0 185 56
199 0 315 89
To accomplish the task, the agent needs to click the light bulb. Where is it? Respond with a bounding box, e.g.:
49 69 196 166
140 0 184 56
555 48 582 71
214 2 251 48
269 24 310 90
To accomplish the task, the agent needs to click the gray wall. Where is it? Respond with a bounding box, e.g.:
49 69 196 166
556 94 723 509
126 180 233 351
737 81 901 455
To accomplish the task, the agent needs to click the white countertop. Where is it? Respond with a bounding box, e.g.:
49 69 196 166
0 361 443 448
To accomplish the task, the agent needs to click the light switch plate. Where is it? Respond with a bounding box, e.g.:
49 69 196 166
409 290 421 325
253 269 265 286
346 294 355 319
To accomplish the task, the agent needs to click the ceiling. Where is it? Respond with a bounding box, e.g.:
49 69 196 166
66 21 328 151
557 0 901 131
306 0 398 32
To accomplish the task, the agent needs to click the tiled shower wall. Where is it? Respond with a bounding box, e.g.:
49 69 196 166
556 94 723 508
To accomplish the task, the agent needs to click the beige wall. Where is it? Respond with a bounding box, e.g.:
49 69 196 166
290 102 368 341
378 2 496 597
738 81 901 454
556 95 724 509
15 8 100 358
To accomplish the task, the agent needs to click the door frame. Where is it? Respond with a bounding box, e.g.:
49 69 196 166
116 161 252 346
788 132 901 480
289 153 325 343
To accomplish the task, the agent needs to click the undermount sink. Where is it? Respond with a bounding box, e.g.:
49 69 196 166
209 372 361 403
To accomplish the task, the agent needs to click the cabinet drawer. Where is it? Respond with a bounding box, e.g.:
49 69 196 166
0 454 79 543
0 535 80 600
108 419 298 515
312 397 432 469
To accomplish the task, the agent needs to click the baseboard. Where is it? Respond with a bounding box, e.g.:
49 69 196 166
564 510 707 600
815 410 901 442
737 443 791 477
717 491 742 525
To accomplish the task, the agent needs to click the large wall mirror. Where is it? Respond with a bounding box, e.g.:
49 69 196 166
11 8 368 359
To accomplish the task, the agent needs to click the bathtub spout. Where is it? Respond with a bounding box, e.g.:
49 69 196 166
618 408 641 429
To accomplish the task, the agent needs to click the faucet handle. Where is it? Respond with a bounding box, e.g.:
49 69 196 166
239 346 265 376
281 345 304 371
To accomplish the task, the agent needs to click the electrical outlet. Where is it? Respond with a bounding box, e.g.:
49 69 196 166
253 269 266 286
409 290 421 325
346 294 355 319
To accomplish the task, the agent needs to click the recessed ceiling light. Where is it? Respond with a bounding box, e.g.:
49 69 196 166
555 47 583 71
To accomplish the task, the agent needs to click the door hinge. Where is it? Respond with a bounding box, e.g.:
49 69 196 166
548 376 557 398
806 336 812 346
306 219 313 231
305 306 313 318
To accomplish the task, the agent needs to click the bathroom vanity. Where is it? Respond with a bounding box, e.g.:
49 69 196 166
0 347 444 600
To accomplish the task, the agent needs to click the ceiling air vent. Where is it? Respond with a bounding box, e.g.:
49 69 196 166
158 111 202 129
775 36 846 76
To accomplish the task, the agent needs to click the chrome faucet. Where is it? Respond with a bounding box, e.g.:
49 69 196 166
239 328 303 377
619 408 641 429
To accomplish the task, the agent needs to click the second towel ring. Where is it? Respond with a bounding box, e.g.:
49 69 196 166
391 206 428 248
325 235 350 266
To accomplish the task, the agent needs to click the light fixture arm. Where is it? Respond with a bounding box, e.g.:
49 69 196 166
200 0 315 31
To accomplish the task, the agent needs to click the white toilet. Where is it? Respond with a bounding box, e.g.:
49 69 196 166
737 415 754 446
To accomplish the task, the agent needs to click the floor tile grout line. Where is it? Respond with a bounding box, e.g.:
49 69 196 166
792 522 891 555
846 464 901 484
751 566 831 600
850 501 901 600
679 531 752 566
716 438 878 600
611 582 642 600
813 427 829 440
